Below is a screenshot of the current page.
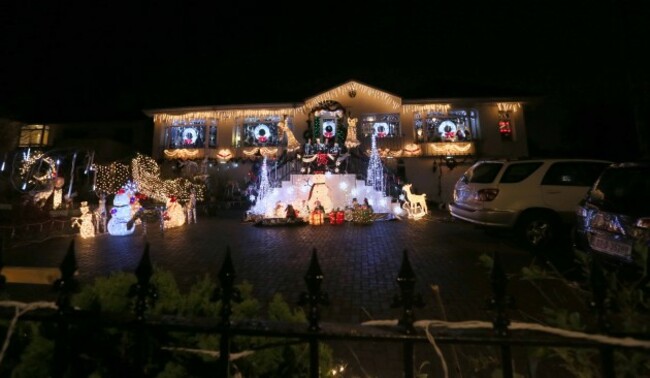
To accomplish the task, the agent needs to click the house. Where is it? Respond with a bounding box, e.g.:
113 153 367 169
143 80 531 206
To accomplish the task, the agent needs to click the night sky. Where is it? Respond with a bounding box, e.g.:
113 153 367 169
1 0 647 159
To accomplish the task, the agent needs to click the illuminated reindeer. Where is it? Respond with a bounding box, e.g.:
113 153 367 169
402 184 428 216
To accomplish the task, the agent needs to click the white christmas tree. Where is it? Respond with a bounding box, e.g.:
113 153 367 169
366 133 385 194
250 156 272 215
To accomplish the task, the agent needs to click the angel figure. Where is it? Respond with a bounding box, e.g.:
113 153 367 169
345 116 361 149
278 119 301 152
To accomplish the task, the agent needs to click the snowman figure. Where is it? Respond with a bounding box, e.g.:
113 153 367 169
71 201 95 238
108 187 136 236
307 174 333 213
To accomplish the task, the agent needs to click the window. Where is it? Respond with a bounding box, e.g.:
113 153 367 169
19 124 50 147
164 119 217 149
463 162 503 184
359 113 400 138
239 116 283 147
414 109 478 143
542 162 610 187
500 162 543 183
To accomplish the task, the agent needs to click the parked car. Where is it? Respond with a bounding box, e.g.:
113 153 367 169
573 162 650 264
449 158 612 249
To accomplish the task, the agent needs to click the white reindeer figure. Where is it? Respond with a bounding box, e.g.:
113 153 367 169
93 193 108 234
402 184 428 216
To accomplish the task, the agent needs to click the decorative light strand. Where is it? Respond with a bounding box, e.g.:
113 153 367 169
153 108 298 124
366 133 385 194
303 81 401 111
497 102 521 113
402 104 451 114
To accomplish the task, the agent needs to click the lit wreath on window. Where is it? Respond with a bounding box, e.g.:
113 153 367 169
373 122 389 138
254 124 271 143
438 120 457 141
182 127 198 145
322 120 336 139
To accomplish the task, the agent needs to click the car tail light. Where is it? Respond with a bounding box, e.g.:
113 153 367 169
636 218 650 229
476 189 499 201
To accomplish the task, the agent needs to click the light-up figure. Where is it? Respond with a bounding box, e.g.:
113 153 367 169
163 196 186 229
108 187 136 236
71 201 95 238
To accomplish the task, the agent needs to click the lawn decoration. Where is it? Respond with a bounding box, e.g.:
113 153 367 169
401 183 427 220
71 201 95 238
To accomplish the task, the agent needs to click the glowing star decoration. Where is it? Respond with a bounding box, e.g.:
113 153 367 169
108 187 137 236
163 196 186 229
71 201 95 238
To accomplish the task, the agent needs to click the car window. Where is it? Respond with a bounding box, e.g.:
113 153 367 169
499 162 543 183
542 162 610 187
589 166 650 214
463 162 503 183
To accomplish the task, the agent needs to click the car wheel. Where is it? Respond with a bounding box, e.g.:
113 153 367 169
516 211 558 250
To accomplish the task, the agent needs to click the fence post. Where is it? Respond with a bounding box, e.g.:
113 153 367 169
128 243 158 375
299 248 329 378
589 255 616 377
391 249 424 378
212 246 242 378
52 239 79 378
488 251 514 378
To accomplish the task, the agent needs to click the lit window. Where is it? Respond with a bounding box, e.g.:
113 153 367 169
239 116 283 147
164 119 217 149
414 109 478 143
359 113 400 138
19 124 50 147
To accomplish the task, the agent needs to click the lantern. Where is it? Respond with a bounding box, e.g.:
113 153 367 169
310 210 324 225
329 211 337 224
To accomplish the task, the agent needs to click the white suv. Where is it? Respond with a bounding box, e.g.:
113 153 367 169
449 158 612 249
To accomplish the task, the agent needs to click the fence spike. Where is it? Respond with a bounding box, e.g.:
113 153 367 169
488 251 514 336
53 239 79 313
391 249 424 335
212 246 242 326
128 243 158 321
299 248 329 332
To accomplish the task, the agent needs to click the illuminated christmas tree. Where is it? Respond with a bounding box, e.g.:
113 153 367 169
258 156 271 205
366 133 384 194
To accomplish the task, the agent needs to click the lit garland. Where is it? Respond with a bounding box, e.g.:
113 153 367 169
403 143 422 156
216 148 233 161
243 148 259 156
426 142 475 156
260 147 278 158
402 104 451 114
497 102 521 113
303 81 401 111
164 149 201 160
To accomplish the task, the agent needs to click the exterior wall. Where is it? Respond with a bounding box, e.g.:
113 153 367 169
147 82 530 206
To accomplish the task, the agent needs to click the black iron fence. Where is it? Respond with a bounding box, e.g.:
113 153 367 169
1 241 649 377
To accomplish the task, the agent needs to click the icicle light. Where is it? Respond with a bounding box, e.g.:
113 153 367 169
154 107 299 124
402 103 451 114
304 81 401 110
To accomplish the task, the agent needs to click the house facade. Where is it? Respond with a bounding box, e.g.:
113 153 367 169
145 80 530 205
